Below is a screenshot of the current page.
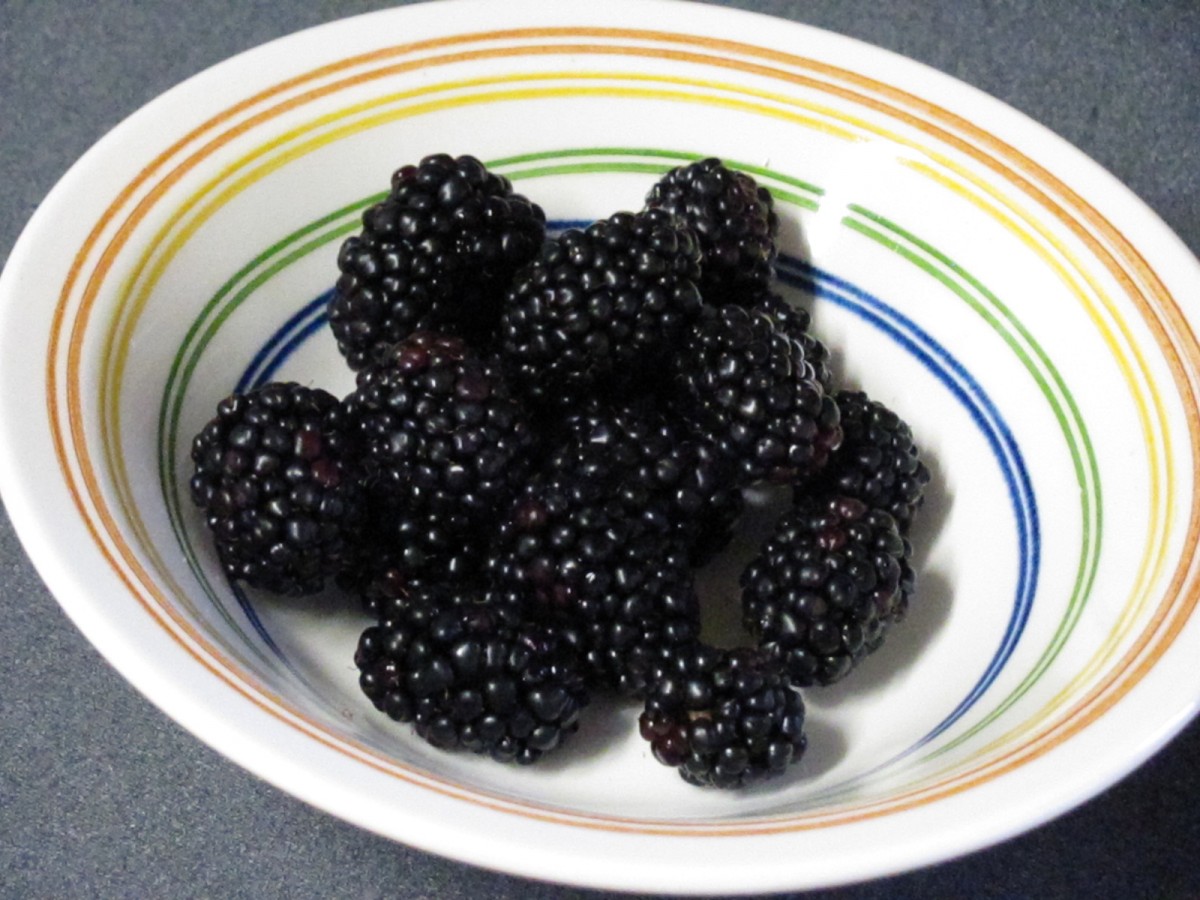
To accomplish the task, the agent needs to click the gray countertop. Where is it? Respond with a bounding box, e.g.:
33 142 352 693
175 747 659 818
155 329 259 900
2 1 1198 897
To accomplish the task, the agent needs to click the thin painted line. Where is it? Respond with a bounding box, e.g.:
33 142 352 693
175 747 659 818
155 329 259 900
236 292 332 395
502 162 819 211
784 260 1039 746
491 146 825 196
841 205 1103 758
157 222 364 663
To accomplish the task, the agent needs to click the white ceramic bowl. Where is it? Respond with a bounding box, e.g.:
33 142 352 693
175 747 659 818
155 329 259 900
3 0 1199 893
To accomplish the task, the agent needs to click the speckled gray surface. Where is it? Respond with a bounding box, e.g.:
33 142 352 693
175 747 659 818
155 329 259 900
2 1 1198 897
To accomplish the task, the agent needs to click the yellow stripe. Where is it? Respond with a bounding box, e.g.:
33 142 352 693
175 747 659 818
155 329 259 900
903 161 1170 754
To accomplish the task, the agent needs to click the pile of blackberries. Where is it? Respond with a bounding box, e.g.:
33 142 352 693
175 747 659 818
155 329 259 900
189 153 929 788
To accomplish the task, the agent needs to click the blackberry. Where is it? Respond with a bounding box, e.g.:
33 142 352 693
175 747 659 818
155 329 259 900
343 331 537 520
752 290 835 394
545 398 744 565
559 569 702 699
741 495 915 686
188 382 364 596
336 493 485 605
487 467 701 697
644 157 778 303
329 153 545 369
356 584 588 764
817 390 930 533
672 303 842 485
499 209 703 408
639 643 806 788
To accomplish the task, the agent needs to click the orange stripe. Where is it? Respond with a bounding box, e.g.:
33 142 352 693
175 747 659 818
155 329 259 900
47 27 1200 834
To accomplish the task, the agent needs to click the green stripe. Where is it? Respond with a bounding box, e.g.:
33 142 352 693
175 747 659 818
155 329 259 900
488 147 824 196
842 208 1102 757
165 221 361 573
486 146 705 167
755 187 818 212
157 197 381 666
725 160 824 197
501 161 818 211
505 161 678 179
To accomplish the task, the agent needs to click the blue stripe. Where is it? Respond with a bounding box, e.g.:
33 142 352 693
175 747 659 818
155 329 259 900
780 257 1040 750
248 307 332 390
227 579 331 694
229 581 290 665
230 291 332 671
235 291 331 394
552 219 594 233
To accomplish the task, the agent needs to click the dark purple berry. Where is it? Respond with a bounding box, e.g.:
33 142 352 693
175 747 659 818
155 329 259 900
329 153 545 369
672 304 841 485
645 158 779 303
742 493 915 686
639 644 806 788
816 390 930 533
189 382 364 596
356 583 588 764
343 331 537 521
499 209 703 409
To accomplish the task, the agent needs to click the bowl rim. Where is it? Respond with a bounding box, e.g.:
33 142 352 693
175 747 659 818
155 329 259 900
2 0 1200 892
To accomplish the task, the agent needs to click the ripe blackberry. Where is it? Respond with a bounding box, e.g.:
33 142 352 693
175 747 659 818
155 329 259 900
644 157 778 303
499 209 703 408
329 153 545 369
487 467 701 697
752 290 835 394
545 398 744 565
188 382 364 596
818 390 930 533
336 493 485 606
741 495 915 686
672 303 842 485
558 562 703 699
356 584 588 764
343 331 537 520
639 644 806 788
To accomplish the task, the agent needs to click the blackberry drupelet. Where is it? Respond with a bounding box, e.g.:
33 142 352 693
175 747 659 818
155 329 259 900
741 494 915 686
189 382 364 596
644 157 778 303
545 398 745 565
818 390 930 533
343 331 537 521
498 209 704 408
328 153 545 369
672 303 842 485
356 584 588 764
487 466 702 697
639 643 806 788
